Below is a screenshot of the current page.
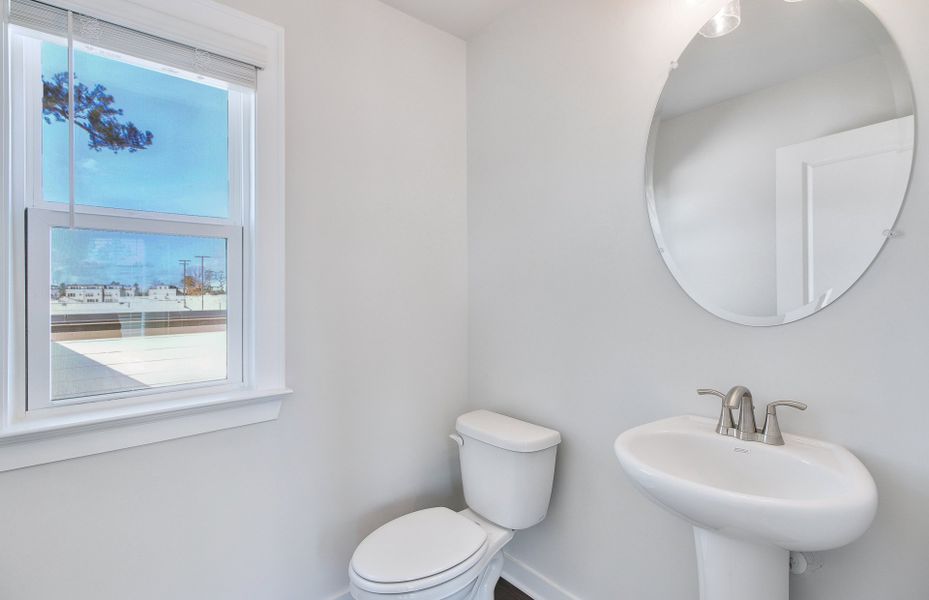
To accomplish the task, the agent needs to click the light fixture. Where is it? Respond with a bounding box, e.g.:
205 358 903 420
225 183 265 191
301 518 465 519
699 0 741 38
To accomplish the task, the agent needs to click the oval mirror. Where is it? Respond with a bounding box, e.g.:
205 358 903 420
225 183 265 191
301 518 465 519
647 0 915 326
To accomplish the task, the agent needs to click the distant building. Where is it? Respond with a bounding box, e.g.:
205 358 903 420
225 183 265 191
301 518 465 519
63 285 105 303
148 285 178 300
58 284 136 304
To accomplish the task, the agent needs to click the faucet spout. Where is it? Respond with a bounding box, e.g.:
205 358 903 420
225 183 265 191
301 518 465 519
724 385 750 409
724 386 759 441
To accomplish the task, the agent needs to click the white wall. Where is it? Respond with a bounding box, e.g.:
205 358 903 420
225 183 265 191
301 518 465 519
468 0 929 598
0 1 467 599
654 54 902 318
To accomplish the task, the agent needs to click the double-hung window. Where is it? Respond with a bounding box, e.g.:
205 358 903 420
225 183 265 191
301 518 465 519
1 0 287 470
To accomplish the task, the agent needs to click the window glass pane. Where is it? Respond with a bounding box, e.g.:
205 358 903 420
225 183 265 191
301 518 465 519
38 38 68 205
41 43 230 218
49 228 228 401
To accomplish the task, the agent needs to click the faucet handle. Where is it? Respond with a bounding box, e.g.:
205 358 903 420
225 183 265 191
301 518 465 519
697 389 734 435
761 401 808 446
767 400 807 412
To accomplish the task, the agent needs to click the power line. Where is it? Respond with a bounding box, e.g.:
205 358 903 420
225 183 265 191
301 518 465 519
178 260 191 294
179 259 192 309
195 255 210 310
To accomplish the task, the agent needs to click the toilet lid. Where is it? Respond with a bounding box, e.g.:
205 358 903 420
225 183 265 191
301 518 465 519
351 508 488 585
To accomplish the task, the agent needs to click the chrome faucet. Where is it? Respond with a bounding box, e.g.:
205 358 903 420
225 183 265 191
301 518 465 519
725 385 757 441
697 385 807 446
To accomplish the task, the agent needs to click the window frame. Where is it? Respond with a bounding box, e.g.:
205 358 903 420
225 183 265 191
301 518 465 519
25 211 246 411
15 29 252 411
0 0 288 471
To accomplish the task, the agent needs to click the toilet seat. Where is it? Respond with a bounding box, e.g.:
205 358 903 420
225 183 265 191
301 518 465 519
350 508 489 594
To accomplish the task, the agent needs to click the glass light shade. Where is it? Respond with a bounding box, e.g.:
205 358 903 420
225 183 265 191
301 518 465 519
699 0 741 38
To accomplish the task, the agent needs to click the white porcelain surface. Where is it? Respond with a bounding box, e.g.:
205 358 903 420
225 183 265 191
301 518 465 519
350 411 559 600
456 411 560 530
456 410 561 452
351 508 487 585
349 509 513 600
614 415 877 551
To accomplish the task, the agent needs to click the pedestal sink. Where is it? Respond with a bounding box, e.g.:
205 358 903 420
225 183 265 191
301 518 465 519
614 415 877 600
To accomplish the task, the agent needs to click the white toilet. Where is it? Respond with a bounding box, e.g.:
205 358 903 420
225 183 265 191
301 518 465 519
349 410 561 600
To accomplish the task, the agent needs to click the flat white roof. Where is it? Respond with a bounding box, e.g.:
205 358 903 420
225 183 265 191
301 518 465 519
52 332 227 400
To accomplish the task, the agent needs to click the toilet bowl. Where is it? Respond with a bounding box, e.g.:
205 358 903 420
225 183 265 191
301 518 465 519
348 410 561 600
349 508 513 600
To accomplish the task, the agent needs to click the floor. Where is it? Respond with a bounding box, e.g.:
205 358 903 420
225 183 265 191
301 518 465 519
495 579 532 600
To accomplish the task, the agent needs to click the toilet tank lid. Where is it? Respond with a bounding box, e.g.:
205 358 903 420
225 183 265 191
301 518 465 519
456 410 561 453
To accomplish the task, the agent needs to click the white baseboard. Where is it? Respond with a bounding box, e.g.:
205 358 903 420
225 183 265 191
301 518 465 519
501 552 581 600
322 589 351 600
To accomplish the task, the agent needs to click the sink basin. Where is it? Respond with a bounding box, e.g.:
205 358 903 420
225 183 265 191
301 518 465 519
614 415 877 600
614 414 877 550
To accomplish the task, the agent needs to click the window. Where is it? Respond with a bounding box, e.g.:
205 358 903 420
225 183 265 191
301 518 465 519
17 25 249 410
0 0 287 470
43 228 233 403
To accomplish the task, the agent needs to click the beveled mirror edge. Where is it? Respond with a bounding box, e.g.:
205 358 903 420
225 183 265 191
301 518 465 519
643 0 920 328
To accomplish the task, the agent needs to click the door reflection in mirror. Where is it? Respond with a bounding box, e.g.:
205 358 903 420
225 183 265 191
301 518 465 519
647 0 914 326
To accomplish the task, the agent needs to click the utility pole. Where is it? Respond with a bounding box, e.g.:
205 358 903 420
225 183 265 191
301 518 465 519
178 259 191 310
195 255 209 311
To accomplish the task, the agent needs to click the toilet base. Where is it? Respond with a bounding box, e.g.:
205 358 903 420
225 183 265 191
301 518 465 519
349 510 514 600
349 550 505 600
467 551 504 600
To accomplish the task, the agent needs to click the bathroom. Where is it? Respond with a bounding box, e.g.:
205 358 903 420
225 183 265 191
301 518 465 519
0 0 925 598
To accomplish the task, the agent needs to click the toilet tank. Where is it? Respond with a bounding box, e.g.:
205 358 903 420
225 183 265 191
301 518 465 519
454 410 561 530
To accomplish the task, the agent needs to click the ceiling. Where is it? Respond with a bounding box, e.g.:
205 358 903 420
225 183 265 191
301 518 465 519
659 0 899 119
377 0 904 114
378 0 526 39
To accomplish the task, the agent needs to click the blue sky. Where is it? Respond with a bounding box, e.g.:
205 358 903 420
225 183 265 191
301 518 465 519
43 44 229 217
42 43 231 287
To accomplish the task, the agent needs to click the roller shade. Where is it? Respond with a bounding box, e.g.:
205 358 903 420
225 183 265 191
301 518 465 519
9 0 258 88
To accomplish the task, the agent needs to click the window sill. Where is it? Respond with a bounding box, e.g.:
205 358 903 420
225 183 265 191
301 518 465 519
0 387 290 472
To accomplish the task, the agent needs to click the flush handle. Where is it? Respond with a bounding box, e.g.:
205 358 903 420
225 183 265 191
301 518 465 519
449 433 464 447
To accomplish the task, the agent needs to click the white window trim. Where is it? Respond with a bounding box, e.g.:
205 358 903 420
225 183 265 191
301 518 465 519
25 211 246 411
0 0 288 471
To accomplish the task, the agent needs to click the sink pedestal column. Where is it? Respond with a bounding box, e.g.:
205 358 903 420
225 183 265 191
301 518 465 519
694 527 789 600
